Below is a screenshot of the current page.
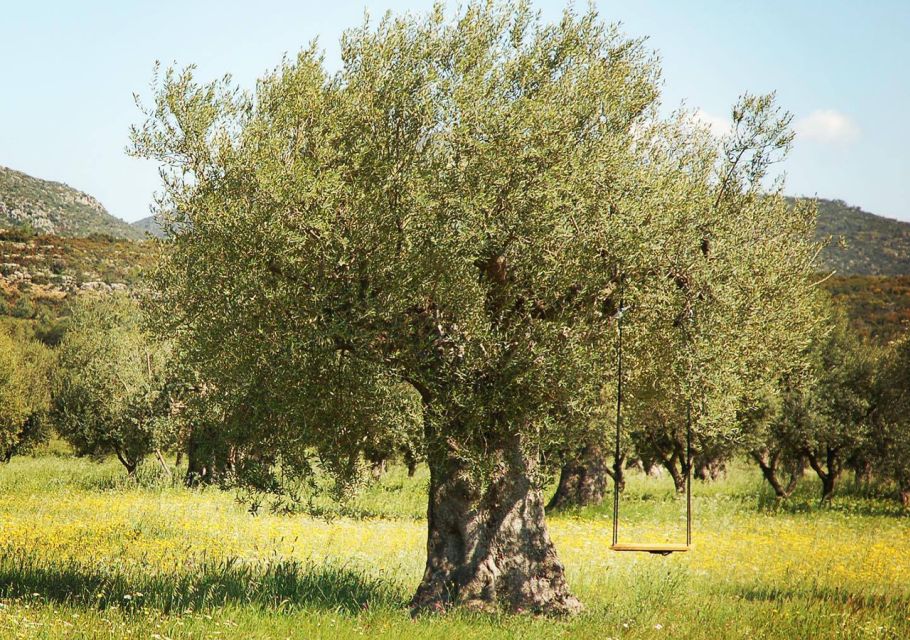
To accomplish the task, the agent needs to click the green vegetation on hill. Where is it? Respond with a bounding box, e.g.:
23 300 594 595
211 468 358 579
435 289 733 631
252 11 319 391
824 275 910 344
803 198 910 343
0 166 143 240
811 198 910 276
0 228 155 322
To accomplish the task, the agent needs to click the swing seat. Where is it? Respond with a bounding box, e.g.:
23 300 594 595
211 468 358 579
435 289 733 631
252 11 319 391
610 542 689 555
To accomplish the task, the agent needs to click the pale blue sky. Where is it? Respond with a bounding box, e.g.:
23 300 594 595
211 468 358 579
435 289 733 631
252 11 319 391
1 1 908 222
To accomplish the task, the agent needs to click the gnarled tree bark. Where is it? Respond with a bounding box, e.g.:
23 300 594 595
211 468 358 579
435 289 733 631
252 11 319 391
411 434 581 615
547 442 616 510
657 448 688 495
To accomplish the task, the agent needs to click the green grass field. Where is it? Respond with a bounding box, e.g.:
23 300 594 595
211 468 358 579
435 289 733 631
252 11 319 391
0 454 907 639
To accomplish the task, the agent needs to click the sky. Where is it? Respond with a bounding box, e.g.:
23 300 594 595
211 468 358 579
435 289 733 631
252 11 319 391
1 1 908 223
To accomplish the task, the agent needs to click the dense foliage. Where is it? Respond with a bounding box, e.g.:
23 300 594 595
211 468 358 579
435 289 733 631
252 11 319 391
51 294 173 475
873 335 910 505
0 323 52 461
824 274 910 344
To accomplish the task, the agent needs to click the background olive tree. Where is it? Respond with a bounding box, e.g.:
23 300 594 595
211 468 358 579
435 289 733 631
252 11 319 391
769 306 875 502
553 95 823 506
132 2 821 614
0 325 52 462
52 295 173 476
873 335 910 506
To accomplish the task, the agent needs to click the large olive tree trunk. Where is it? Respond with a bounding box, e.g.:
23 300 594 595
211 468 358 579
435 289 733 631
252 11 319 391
184 424 235 486
547 442 619 510
411 435 581 615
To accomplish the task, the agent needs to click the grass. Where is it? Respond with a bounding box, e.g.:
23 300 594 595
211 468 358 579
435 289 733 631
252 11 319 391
0 456 908 639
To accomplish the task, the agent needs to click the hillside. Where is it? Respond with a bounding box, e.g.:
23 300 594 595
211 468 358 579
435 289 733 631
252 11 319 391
812 198 910 276
132 214 164 238
0 228 155 323
0 166 143 240
824 275 910 344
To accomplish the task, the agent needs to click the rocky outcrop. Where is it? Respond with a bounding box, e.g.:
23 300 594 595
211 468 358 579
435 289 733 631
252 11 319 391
0 165 144 240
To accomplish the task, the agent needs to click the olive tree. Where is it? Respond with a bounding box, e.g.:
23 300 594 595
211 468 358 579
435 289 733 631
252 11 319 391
132 3 820 613
0 328 52 462
769 305 876 502
613 96 822 499
52 295 173 476
741 386 805 499
873 336 910 506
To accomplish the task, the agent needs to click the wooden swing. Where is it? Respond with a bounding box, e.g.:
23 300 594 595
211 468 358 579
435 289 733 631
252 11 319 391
609 295 692 556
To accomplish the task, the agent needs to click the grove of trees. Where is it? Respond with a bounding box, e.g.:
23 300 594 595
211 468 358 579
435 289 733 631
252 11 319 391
0 0 906 620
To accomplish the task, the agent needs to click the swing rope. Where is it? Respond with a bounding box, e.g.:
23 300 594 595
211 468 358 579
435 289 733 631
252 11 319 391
611 283 623 547
611 283 693 554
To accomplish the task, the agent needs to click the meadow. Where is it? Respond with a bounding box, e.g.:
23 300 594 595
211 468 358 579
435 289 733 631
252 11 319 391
0 451 908 639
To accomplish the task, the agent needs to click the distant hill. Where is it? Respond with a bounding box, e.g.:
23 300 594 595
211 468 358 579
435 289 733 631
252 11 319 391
131 215 164 238
797 197 910 343
0 166 143 240
825 275 910 344
811 198 910 276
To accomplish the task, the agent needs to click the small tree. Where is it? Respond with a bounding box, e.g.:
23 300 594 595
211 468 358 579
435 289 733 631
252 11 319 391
547 98 821 507
51 294 173 476
741 387 805 499
623 95 822 499
775 305 875 502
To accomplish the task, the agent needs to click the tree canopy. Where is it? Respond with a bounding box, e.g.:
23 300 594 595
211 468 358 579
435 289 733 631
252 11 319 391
0 325 51 462
51 294 173 475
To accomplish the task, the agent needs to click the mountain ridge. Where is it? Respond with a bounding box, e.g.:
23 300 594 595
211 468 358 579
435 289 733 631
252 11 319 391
810 198 910 276
0 165 143 240
131 215 163 238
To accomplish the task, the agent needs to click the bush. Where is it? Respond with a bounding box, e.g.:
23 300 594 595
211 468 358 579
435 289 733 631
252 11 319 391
10 296 36 320
0 329 51 461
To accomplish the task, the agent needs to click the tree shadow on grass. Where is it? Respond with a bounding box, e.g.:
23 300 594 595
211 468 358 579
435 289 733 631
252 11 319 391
753 483 910 518
735 583 910 614
0 552 407 614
